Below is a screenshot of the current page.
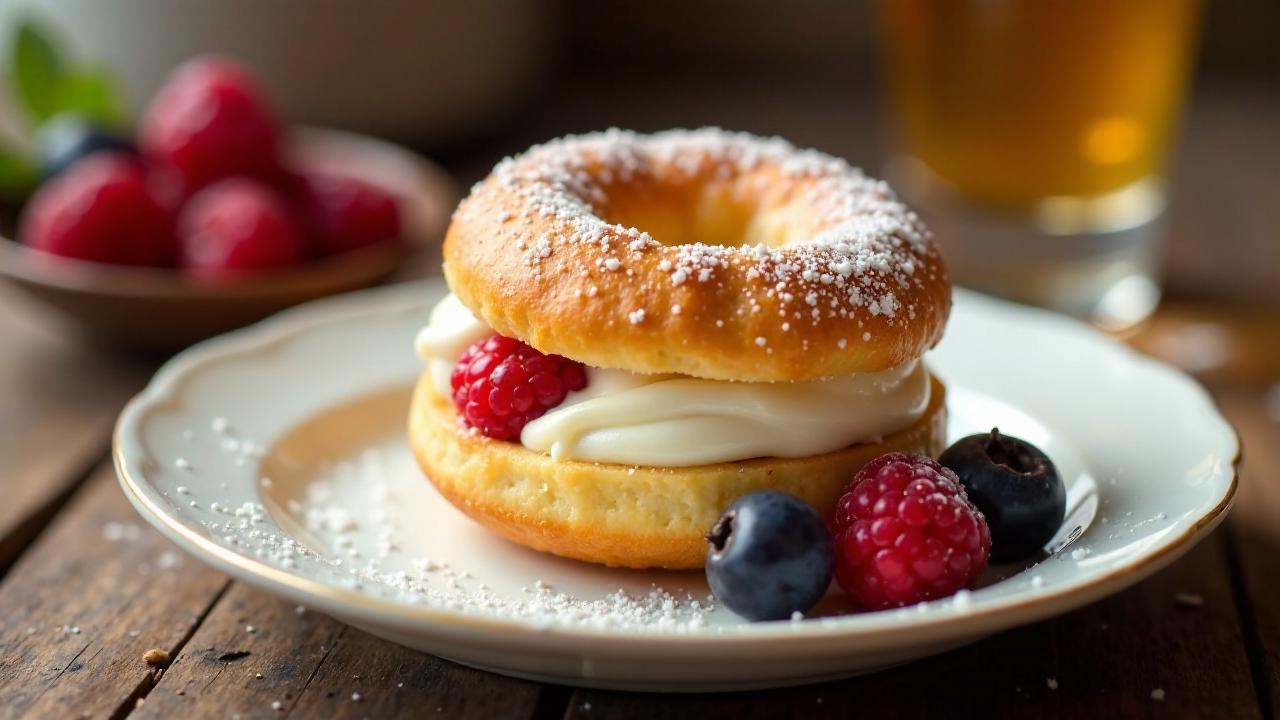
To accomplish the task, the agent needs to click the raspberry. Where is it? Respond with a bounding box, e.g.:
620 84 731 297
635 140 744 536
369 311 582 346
451 334 588 441
294 171 401 256
19 152 174 266
833 452 991 610
140 56 282 193
177 178 306 278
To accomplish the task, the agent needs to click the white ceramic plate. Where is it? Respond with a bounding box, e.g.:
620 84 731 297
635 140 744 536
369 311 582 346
114 279 1238 692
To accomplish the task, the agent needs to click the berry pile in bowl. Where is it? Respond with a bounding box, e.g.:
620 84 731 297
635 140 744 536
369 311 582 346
0 45 454 352
705 430 1066 621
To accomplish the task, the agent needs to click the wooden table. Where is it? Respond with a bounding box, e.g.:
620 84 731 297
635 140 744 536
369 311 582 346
1 82 1277 719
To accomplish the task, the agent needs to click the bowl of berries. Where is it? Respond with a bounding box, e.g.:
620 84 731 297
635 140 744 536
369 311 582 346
0 51 456 353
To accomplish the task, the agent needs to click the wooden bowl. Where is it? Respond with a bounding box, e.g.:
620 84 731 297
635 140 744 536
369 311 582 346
0 127 457 354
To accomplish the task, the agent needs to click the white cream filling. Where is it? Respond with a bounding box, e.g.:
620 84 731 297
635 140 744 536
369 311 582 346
414 292 495 395
415 293 931 467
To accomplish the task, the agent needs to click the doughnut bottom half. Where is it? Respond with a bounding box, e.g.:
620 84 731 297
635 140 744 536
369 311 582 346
409 373 947 569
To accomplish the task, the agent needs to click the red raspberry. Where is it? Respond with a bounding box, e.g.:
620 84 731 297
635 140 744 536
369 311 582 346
177 178 306 279
451 334 588 441
833 452 991 610
294 171 402 256
19 152 174 266
140 56 282 193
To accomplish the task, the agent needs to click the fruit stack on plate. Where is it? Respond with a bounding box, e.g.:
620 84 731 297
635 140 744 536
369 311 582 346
703 431 1066 621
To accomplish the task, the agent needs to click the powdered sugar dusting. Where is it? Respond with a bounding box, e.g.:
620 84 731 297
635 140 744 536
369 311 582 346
459 128 938 344
208 491 714 633
178 423 716 634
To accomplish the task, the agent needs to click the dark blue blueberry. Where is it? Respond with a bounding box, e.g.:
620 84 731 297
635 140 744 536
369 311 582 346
37 114 135 180
704 490 833 621
940 428 1065 562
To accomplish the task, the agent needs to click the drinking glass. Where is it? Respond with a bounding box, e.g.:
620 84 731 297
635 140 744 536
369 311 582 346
878 0 1202 329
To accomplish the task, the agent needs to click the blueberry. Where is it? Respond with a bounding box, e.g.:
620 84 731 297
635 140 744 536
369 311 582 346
37 114 135 180
939 428 1065 562
705 490 833 621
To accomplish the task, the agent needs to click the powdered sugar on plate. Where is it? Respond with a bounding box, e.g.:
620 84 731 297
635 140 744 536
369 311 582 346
178 419 719 634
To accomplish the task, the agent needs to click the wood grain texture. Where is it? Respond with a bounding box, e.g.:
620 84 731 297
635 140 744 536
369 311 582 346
566 533 1260 720
281 620 548 719
137 583 548 720
1219 386 1280 718
132 583 345 720
0 466 228 720
1128 303 1280 387
0 288 149 574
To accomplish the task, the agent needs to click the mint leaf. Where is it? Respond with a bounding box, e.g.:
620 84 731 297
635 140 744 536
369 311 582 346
11 20 67 122
0 142 37 202
60 69 125 130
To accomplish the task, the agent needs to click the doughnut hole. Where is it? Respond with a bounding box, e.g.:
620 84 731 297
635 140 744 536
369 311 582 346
596 168 823 249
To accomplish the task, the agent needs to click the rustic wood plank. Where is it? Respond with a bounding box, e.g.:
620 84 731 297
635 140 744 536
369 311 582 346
0 287 150 573
282 620 549 719
0 465 229 720
567 532 1259 720
1219 386 1280 718
1128 303 1280 388
137 582 550 720
131 583 344 720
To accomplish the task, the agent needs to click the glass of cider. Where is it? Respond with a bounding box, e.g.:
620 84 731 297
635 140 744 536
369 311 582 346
878 0 1202 329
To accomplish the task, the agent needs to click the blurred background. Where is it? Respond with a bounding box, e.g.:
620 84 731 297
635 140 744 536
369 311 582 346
0 4 1277 714
0 0 1275 363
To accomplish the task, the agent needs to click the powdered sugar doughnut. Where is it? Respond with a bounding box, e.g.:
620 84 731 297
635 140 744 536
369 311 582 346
444 129 949 382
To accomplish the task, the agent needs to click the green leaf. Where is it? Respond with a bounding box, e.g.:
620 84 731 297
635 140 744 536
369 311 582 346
10 20 67 122
59 69 125 130
0 142 37 202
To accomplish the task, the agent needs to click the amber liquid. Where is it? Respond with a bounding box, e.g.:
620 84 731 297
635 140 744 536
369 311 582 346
880 0 1201 209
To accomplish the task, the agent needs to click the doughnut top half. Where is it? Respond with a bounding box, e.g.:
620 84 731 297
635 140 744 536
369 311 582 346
442 128 952 382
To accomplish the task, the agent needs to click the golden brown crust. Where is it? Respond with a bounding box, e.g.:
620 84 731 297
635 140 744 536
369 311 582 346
409 372 948 569
444 129 951 382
